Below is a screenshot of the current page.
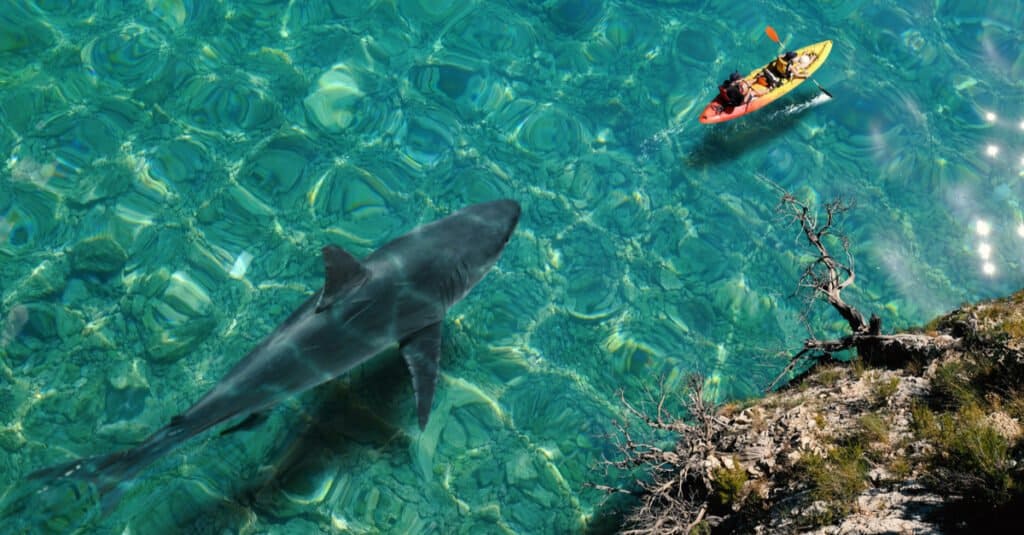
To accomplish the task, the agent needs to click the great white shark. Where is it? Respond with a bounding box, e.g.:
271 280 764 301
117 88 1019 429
23 199 521 514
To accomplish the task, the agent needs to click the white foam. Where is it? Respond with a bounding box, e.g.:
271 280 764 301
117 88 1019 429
770 91 832 118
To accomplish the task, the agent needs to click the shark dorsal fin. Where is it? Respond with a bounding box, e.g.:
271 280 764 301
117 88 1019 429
400 322 443 430
316 244 368 313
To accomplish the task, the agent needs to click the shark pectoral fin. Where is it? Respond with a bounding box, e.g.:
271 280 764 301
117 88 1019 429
219 411 269 436
316 244 369 313
400 322 443 430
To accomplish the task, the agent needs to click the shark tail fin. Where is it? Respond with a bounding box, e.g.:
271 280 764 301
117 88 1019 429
3 420 188 531
27 447 141 509
3 450 133 532
2 457 102 533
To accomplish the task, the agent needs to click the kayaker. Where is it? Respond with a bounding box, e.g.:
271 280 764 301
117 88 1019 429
761 51 807 88
717 72 753 108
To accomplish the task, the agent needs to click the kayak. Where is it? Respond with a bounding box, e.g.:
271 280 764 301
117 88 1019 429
698 40 833 124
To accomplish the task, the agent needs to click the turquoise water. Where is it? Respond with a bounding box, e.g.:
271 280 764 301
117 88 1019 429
2 0 1023 532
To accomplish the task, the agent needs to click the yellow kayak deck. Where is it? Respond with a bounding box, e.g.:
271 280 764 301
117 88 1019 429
699 40 833 124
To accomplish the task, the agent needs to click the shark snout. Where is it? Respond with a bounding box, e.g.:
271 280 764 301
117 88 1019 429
481 199 521 242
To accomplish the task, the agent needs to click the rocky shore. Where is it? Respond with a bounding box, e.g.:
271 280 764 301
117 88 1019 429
610 290 1024 534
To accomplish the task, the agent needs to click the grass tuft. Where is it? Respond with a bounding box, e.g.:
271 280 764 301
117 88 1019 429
925 404 1016 505
712 458 749 508
798 443 869 526
857 413 889 445
931 360 979 409
868 375 900 406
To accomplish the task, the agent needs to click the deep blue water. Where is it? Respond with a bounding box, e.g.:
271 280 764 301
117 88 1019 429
1 0 1023 532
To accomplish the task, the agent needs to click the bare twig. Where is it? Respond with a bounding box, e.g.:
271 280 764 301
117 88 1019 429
767 191 968 391
779 193 867 334
595 375 726 534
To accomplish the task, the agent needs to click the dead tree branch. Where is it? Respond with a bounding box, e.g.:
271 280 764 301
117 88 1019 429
781 193 868 334
592 375 727 534
767 193 963 391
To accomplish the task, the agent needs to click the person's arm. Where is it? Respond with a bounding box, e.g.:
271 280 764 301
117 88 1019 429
789 57 809 79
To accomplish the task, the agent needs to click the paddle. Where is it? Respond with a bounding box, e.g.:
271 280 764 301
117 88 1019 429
765 26 832 98
812 80 833 99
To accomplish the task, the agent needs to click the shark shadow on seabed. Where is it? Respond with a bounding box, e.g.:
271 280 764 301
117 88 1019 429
1 357 412 533
136 351 415 532
684 91 832 167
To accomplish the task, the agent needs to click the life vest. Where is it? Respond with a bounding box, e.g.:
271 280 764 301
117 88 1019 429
718 83 744 107
768 57 790 78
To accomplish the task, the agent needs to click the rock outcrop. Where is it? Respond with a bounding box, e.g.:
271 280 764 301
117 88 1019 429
610 290 1024 534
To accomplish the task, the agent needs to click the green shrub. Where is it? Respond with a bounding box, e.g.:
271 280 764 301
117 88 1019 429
1005 389 1024 421
858 413 889 444
912 403 1018 509
910 402 940 440
712 459 749 507
851 357 867 379
923 314 947 334
812 367 844 387
998 318 1024 339
931 360 978 409
889 457 912 480
932 406 1015 503
869 375 900 406
799 443 869 525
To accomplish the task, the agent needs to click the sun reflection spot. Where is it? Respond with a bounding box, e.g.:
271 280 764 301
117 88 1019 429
982 262 996 276
984 111 997 122
1017 224 1024 238
1019 120 1024 131
975 219 991 236
985 145 999 157
978 242 992 260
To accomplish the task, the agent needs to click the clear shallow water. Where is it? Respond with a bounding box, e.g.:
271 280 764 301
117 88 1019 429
1 0 1023 532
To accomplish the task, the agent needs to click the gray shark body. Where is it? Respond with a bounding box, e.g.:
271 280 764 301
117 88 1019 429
28 199 520 508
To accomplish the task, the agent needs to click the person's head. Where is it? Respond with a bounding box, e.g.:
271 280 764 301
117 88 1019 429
729 71 742 82
783 51 797 61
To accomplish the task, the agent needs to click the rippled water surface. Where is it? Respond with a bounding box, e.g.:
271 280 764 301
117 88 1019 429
2 0 1024 532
